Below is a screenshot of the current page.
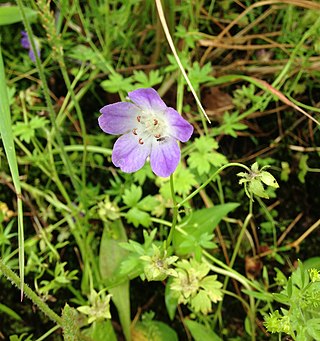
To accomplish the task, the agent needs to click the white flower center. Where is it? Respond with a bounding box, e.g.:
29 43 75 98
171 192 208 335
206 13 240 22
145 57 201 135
132 112 169 145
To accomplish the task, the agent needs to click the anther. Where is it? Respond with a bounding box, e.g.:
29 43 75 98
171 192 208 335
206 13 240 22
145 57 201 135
153 119 158 126
132 128 138 135
137 115 141 123
154 133 161 138
138 138 144 145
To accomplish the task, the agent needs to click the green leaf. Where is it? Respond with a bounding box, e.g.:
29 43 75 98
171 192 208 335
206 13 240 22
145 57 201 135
191 290 212 314
298 154 309 183
126 207 150 228
188 151 212 175
242 289 273 301
249 178 268 198
165 277 179 321
137 195 159 212
173 167 198 196
82 320 117 341
0 45 24 298
134 320 178 341
99 220 131 341
184 319 223 341
188 136 227 175
280 161 290 182
173 203 239 255
123 184 142 207
0 6 37 25
0 303 22 321
306 318 320 340
260 171 279 188
100 73 134 93
13 117 48 143
133 70 163 88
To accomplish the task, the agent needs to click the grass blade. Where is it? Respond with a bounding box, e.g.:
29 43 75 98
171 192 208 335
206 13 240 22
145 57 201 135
0 45 24 299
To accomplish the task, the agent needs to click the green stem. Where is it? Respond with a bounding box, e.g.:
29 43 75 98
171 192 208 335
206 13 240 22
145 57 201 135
17 0 82 199
166 174 178 249
0 259 63 326
178 163 251 207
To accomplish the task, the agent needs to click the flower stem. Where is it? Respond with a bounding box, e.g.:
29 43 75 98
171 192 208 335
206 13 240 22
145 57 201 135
178 163 251 207
0 258 63 326
166 174 178 249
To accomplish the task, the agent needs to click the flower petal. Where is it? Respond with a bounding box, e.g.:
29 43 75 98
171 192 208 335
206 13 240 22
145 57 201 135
112 133 151 173
99 102 140 135
128 88 167 112
21 31 30 49
165 108 194 142
150 138 180 177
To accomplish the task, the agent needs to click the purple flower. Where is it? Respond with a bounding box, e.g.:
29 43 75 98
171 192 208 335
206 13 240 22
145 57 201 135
98 88 194 177
21 31 40 62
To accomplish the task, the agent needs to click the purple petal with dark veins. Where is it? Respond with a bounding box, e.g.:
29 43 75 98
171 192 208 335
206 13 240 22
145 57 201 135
99 102 140 135
165 107 194 142
128 88 167 112
150 137 180 177
112 133 151 173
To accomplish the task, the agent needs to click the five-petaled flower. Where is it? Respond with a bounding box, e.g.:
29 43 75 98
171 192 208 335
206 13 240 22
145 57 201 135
98 88 193 177
21 31 41 62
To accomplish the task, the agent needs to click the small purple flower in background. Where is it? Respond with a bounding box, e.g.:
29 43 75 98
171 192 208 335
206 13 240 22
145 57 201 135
21 31 41 62
98 88 193 177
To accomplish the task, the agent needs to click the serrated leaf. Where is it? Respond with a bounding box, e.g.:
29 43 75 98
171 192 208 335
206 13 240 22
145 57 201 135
126 207 150 228
194 136 218 153
188 151 211 175
100 73 134 93
191 290 212 314
137 195 159 212
123 184 142 207
13 117 48 143
133 70 163 88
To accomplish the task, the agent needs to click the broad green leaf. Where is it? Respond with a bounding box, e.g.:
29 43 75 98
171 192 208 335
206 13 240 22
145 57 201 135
99 220 131 341
0 6 37 25
303 257 320 270
173 203 239 255
133 320 178 341
165 277 178 321
184 319 222 341
83 320 117 341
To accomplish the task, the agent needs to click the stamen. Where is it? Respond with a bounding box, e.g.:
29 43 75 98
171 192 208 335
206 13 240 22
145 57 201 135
138 138 144 145
153 119 158 126
137 115 141 123
154 133 161 138
132 128 138 135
